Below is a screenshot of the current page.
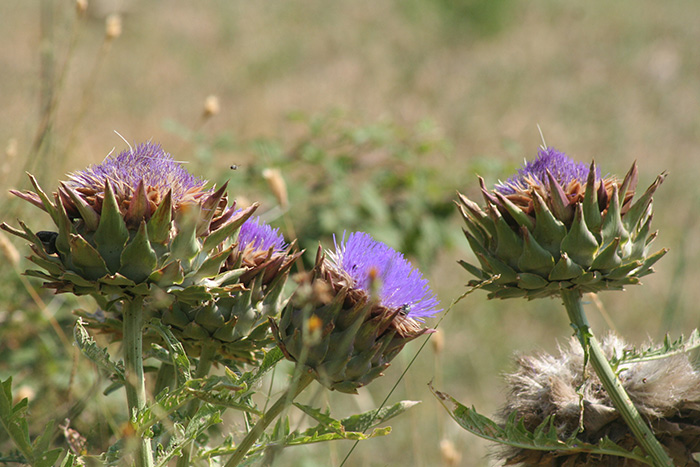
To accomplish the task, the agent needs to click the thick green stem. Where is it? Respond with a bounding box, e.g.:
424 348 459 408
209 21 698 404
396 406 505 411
224 371 315 467
123 297 154 467
560 289 672 467
176 343 218 467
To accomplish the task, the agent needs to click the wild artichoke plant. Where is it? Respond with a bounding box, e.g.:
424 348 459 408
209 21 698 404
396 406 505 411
450 147 675 465
271 232 440 394
457 147 667 299
500 335 700 466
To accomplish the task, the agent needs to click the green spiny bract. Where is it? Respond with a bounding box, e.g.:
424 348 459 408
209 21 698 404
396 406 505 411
457 148 667 299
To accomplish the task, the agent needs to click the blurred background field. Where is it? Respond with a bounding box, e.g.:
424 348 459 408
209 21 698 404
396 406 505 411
1 0 699 465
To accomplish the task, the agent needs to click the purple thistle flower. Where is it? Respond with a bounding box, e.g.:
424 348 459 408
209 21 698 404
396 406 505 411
328 232 440 319
67 142 207 203
237 217 287 253
495 147 600 195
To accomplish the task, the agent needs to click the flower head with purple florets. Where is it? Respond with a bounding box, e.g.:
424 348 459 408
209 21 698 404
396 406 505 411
456 144 667 300
328 232 440 320
227 216 301 286
237 217 287 254
272 231 439 393
495 147 600 195
66 142 208 206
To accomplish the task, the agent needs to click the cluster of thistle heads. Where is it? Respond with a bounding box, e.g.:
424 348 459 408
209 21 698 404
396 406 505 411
2 142 441 392
4 141 693 462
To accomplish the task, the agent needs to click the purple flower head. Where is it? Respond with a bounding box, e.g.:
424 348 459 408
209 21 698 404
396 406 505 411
237 217 287 253
328 232 440 319
495 147 600 195
67 142 208 204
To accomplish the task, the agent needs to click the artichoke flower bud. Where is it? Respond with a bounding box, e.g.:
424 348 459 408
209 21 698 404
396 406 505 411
457 147 667 299
499 334 700 466
2 142 256 306
271 232 440 394
160 216 302 363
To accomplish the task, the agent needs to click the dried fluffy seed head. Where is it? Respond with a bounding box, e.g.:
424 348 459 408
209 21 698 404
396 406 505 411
272 232 439 393
458 147 667 299
499 334 700 466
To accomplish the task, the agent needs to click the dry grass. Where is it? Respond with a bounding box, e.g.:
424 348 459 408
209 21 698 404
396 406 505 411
1 0 700 465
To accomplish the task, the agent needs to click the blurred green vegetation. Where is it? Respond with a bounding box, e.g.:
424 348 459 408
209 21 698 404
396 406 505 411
2 0 700 465
167 110 462 270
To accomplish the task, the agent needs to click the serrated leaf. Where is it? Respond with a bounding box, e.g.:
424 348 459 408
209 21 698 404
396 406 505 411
145 319 192 384
610 329 700 368
154 404 222 467
0 378 33 461
238 347 284 389
293 404 343 435
100 439 124 466
182 377 259 414
74 319 125 382
429 383 651 464
340 400 420 433
284 426 391 446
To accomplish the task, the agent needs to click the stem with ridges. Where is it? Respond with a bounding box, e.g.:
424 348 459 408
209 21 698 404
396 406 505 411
560 289 672 466
123 296 154 467
224 371 314 467
176 343 217 467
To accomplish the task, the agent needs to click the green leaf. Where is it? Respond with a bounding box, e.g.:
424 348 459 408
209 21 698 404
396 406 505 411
32 419 56 463
74 319 125 382
609 329 700 368
59 452 77 467
34 448 63 467
183 377 259 414
100 439 124 466
238 347 284 389
339 400 421 433
135 387 194 433
285 426 391 446
154 404 222 467
145 319 192 385
0 377 33 462
429 383 651 464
